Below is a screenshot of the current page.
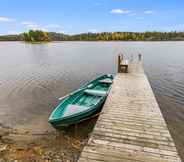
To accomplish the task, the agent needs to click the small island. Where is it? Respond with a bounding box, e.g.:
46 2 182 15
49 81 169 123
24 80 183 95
23 30 50 43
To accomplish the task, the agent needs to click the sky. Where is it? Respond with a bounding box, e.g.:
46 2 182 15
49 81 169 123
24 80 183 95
0 0 184 35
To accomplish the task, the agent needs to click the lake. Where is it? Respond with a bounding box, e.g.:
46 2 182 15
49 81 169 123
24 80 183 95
0 41 184 158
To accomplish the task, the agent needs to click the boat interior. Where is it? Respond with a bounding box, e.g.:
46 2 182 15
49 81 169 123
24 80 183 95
51 77 113 119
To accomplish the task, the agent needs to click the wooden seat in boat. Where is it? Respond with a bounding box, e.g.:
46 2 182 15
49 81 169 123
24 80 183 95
99 78 113 84
84 89 107 97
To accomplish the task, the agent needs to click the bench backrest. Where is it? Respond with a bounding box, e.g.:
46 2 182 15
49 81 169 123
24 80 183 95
121 59 129 65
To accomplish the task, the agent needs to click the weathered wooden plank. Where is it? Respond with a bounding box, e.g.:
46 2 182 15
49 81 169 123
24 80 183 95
81 145 181 162
78 59 182 162
92 129 175 149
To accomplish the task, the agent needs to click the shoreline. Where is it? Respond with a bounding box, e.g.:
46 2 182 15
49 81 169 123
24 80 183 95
1 40 184 43
0 117 97 162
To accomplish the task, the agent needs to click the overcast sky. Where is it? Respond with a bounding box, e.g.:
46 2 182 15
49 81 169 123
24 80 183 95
0 0 184 35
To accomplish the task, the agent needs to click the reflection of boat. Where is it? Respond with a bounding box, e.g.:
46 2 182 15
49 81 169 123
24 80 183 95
48 74 114 129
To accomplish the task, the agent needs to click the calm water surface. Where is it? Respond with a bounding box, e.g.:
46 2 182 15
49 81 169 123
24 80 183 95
0 41 184 157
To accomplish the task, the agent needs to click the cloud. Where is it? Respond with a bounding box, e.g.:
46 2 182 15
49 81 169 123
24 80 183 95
27 24 39 28
128 13 137 16
21 21 36 25
21 21 62 31
21 20 66 32
7 30 21 35
21 21 39 28
110 9 132 14
58 30 67 34
0 17 15 22
46 24 60 28
88 29 99 33
21 21 45 30
163 24 184 31
144 10 155 14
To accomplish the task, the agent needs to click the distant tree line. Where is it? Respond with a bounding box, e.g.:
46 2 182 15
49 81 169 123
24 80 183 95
1 30 184 41
66 32 184 41
0 35 22 41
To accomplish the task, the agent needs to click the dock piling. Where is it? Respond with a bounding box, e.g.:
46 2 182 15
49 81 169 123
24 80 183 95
138 53 142 61
117 55 121 73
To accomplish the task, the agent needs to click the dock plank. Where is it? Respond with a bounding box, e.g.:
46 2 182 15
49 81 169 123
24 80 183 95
78 61 182 162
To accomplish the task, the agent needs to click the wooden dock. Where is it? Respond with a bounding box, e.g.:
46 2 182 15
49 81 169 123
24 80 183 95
78 56 182 162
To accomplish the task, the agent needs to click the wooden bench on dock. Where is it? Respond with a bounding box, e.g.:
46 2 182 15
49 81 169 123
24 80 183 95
121 59 129 72
118 55 129 73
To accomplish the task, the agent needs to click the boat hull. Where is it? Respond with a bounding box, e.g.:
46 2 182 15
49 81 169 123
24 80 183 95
50 98 105 129
48 74 113 130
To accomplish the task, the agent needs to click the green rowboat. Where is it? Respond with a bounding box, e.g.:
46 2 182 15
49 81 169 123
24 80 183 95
48 74 114 129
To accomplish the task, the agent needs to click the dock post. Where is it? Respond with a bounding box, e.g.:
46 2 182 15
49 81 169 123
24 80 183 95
58 131 65 149
74 123 78 138
118 55 121 73
138 53 142 61
120 54 123 60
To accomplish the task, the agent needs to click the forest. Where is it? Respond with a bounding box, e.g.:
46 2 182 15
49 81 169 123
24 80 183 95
1 30 184 41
